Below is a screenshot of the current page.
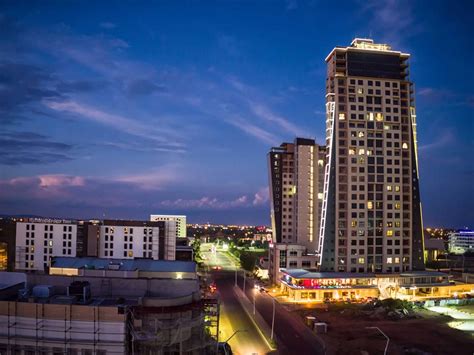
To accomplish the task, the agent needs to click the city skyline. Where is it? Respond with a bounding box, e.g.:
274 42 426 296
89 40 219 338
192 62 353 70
1 1 473 226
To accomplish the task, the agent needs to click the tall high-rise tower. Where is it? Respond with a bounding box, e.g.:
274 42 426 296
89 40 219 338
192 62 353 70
319 39 424 273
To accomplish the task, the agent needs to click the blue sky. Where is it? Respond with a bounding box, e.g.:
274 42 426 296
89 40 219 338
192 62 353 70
0 0 472 226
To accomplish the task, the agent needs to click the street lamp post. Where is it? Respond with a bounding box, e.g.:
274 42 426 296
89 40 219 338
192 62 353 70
222 329 248 355
366 326 389 355
271 297 276 340
253 289 256 315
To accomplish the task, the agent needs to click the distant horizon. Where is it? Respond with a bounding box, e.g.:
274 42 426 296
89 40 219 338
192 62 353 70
1 213 470 231
1 1 472 227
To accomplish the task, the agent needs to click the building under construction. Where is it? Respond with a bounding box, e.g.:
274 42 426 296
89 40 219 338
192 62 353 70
0 258 219 354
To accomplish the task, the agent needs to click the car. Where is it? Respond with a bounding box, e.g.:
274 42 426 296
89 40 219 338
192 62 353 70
209 283 217 293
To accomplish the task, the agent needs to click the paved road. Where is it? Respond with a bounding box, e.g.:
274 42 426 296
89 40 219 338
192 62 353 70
202 244 272 355
242 277 325 355
202 244 324 355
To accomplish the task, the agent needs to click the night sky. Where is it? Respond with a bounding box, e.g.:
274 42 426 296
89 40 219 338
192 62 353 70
1 1 473 227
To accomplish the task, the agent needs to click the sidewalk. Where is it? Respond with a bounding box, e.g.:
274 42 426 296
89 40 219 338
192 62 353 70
233 285 278 351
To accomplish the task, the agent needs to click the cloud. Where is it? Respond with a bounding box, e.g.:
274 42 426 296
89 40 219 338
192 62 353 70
159 195 249 210
100 22 116 29
0 131 74 165
286 0 298 10
419 129 455 152
126 78 167 96
0 61 61 123
38 175 85 188
43 100 184 148
226 116 280 145
248 101 306 137
115 165 183 190
253 187 269 206
57 79 107 93
359 0 420 47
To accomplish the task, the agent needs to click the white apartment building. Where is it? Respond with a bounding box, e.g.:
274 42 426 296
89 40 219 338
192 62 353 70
98 220 175 261
448 230 474 254
15 218 77 271
150 215 186 238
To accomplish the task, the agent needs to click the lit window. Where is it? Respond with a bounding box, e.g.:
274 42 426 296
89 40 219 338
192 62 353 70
395 203 401 210
376 113 384 122
358 149 365 155
128 251 133 257
402 143 408 149
394 257 400 263
386 185 392 191
357 88 364 94
339 113 346 120
358 132 365 138
358 257 365 264
367 201 373 210
318 193 324 200
395 186 400 192
351 221 357 227
349 148 356 155
387 257 393 264
318 159 324 167
386 230 393 237
367 112 374 121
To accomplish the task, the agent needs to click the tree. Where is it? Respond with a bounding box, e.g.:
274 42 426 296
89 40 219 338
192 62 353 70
240 252 257 272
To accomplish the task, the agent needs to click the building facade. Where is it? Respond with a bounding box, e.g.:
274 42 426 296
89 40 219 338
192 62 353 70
15 219 78 272
268 138 325 249
448 230 474 255
150 214 187 238
97 220 175 261
319 38 425 273
268 138 325 282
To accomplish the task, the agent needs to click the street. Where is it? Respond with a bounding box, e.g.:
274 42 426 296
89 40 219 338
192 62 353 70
202 243 273 355
201 243 324 355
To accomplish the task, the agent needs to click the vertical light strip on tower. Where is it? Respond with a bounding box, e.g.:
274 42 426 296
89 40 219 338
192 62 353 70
317 96 336 265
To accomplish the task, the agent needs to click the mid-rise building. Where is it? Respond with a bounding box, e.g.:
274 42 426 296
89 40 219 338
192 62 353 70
14 218 177 272
150 214 187 238
268 138 326 282
96 220 175 261
15 218 78 272
448 230 474 254
319 38 425 273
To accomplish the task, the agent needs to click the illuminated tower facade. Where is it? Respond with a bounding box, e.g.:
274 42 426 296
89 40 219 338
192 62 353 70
318 39 424 273
268 138 325 251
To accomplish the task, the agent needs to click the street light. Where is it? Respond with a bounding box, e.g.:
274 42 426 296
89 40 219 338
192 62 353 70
222 329 248 355
366 326 389 355
271 297 276 340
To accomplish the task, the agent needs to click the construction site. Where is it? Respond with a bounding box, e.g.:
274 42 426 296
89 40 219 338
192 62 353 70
0 259 219 354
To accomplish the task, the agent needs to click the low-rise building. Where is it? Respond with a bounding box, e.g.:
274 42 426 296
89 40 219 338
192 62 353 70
277 269 474 302
268 243 319 283
448 230 474 254
0 258 216 354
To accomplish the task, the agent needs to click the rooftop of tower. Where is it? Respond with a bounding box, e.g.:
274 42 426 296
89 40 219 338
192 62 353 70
325 38 409 62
